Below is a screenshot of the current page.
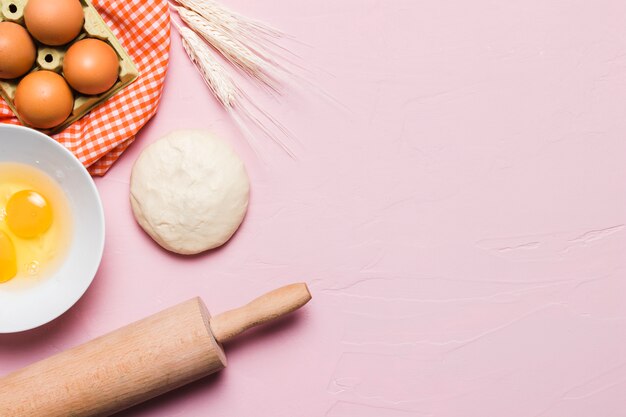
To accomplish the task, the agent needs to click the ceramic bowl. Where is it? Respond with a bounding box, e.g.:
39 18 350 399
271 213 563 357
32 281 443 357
0 125 104 333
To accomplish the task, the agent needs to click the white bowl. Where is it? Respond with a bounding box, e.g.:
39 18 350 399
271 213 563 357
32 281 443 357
0 125 104 333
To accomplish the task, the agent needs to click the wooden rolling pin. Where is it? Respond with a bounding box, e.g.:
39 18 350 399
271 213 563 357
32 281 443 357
0 283 311 416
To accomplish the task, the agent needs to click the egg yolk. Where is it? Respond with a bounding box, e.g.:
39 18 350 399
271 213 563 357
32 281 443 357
0 230 17 283
5 190 53 239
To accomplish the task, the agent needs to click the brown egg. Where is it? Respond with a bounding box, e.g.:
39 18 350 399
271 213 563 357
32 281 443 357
63 38 119 95
14 71 74 129
24 0 84 46
0 22 36 79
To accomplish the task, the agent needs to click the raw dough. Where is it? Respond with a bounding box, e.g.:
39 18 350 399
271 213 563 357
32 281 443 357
130 130 250 255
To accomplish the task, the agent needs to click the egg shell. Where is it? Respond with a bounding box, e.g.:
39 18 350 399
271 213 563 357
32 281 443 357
14 71 74 129
24 0 84 46
0 22 36 79
63 38 119 95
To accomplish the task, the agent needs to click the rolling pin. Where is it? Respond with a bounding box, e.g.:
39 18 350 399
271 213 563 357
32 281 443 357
0 283 311 416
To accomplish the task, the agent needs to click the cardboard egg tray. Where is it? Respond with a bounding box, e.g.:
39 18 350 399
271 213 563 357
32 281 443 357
0 0 138 134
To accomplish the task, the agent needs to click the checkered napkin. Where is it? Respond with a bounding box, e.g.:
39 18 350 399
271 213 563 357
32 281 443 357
0 0 171 176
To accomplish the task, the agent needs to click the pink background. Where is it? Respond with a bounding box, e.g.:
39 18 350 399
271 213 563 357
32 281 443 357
3 0 626 415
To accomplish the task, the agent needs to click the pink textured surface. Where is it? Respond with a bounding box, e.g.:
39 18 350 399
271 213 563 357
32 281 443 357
2 0 626 416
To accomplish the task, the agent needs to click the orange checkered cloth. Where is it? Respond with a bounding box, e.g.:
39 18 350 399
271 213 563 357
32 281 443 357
0 0 171 176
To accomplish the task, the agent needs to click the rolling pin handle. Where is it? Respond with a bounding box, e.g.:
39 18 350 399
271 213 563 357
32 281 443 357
210 283 312 343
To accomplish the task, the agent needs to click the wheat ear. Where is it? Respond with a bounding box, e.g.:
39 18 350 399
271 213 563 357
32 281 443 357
173 0 297 81
176 7 278 90
173 20 295 158
174 0 283 40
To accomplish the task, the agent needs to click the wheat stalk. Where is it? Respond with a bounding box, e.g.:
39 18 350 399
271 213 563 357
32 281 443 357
173 0 296 82
174 0 283 40
176 7 277 89
176 23 236 108
173 19 295 158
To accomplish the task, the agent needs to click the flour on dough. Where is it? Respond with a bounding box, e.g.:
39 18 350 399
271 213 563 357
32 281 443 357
130 130 250 255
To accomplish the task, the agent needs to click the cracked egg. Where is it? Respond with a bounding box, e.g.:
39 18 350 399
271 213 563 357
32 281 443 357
0 124 104 333
0 162 72 283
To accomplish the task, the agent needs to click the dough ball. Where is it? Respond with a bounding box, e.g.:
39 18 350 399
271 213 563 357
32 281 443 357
130 130 250 255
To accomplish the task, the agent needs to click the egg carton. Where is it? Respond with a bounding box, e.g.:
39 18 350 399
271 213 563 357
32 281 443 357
0 0 138 134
